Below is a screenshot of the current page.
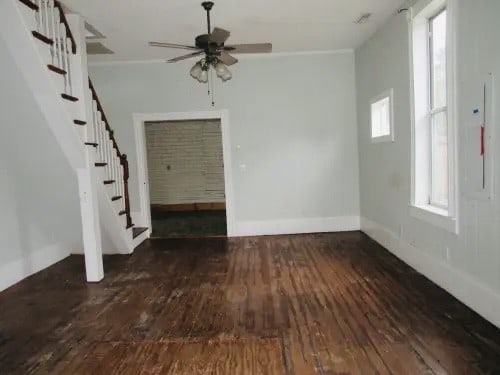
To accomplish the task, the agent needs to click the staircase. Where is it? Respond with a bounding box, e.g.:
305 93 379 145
4 0 149 279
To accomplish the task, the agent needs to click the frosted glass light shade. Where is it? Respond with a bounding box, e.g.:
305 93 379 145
190 62 203 79
198 69 208 83
215 62 229 77
221 70 232 81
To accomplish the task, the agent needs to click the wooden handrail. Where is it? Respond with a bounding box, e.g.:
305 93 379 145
53 1 77 54
120 155 133 229
88 79 121 156
89 78 133 229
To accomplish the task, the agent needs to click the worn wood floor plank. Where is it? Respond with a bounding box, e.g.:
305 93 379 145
1 232 500 374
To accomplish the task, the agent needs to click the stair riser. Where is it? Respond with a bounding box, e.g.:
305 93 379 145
49 68 66 94
103 183 120 198
118 214 127 229
35 42 53 69
94 166 126 220
17 1 37 33
63 100 81 123
112 199 126 216
19 3 70 80
34 42 73 100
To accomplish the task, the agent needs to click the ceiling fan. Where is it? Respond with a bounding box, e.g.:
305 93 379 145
149 1 272 83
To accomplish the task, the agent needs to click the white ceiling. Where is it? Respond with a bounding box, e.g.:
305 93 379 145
60 0 406 62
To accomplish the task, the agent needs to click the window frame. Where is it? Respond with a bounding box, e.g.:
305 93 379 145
370 88 395 143
428 8 448 209
409 0 458 234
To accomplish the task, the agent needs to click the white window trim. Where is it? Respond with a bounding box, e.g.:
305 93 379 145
409 204 457 233
408 0 459 234
370 88 395 143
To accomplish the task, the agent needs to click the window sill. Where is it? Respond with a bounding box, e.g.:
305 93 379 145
371 135 394 143
409 204 458 234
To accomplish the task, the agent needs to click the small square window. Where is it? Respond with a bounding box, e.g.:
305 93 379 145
370 89 394 143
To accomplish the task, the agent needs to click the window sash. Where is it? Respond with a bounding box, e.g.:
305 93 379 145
428 8 447 112
429 110 449 208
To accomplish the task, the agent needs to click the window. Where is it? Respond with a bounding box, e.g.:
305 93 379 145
410 0 457 233
429 9 448 208
371 89 394 142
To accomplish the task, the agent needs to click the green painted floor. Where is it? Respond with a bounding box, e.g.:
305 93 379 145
151 210 227 238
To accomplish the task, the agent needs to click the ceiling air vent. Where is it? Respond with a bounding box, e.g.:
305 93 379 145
355 13 372 24
86 42 114 55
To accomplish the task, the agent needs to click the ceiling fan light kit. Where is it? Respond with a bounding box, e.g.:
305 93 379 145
189 57 232 83
149 1 272 102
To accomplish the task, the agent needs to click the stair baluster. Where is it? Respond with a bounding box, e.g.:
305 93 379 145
89 79 134 230
53 5 62 68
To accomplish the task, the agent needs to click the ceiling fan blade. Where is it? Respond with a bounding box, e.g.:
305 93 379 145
167 50 205 63
224 43 272 54
149 42 201 51
219 52 238 66
210 27 230 45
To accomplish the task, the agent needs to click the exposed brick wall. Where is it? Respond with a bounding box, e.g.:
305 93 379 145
145 120 225 205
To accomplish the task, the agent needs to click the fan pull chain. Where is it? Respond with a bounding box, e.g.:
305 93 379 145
207 69 211 97
210 69 215 107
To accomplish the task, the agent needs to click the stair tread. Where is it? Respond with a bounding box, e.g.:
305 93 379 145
84 142 98 147
19 0 39 10
61 93 79 102
32 31 53 45
103 180 115 185
132 227 147 239
111 196 122 201
95 162 107 167
48 64 66 75
74 120 86 125
119 210 126 216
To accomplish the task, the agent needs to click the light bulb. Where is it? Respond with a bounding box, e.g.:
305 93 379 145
190 62 203 79
221 69 232 81
215 62 229 78
198 69 208 83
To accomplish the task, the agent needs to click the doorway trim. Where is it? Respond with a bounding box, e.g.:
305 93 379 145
132 110 235 236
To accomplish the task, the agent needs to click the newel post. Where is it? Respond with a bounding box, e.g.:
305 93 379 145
120 154 133 229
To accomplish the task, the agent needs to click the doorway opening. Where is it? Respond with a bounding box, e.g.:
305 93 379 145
145 118 227 238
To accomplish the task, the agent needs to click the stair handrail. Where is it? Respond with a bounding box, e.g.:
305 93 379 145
52 0 76 54
89 78 133 229
88 79 122 155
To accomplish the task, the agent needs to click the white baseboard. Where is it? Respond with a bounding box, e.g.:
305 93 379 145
233 216 360 237
361 216 500 329
0 244 70 292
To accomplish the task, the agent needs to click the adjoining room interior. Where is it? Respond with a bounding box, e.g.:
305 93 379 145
1 0 500 372
145 119 227 238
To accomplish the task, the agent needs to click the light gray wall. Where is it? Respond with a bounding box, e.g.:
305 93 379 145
89 52 360 225
356 0 500 312
0 36 82 290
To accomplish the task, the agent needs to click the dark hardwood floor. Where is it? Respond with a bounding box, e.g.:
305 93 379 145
1 232 500 374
